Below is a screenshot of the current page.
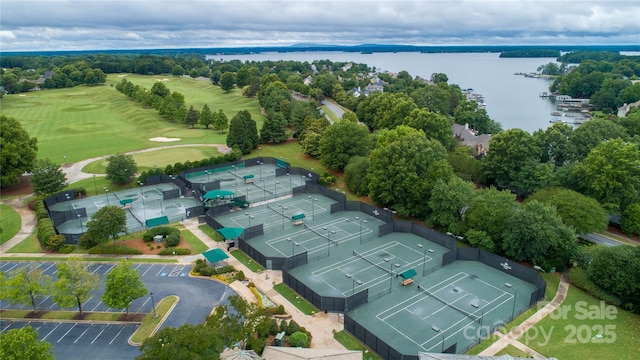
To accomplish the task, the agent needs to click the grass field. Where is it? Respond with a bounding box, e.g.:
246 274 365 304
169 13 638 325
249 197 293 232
129 295 179 344
6 233 41 253
1 74 263 163
230 249 264 272
273 283 318 315
0 204 21 245
181 229 209 254
334 330 382 360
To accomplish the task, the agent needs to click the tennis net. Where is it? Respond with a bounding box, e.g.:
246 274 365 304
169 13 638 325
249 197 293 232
113 191 122 203
304 224 338 245
266 204 289 220
417 285 481 323
353 250 394 276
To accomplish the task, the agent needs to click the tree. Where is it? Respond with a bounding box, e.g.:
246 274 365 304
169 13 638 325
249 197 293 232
105 153 137 185
260 111 289 143
0 115 38 187
213 109 229 133
573 138 640 212
137 323 223 360
288 331 309 348
482 128 539 187
0 326 54 360
502 201 577 271
428 176 476 229
183 105 200 128
199 104 214 129
453 100 502 135
621 203 640 237
532 122 573 167
84 205 127 247
29 158 67 196
51 257 100 315
172 65 185 76
367 126 451 217
205 295 268 350
226 110 259 154
319 121 370 170
526 187 608 234
403 107 453 148
0 265 51 311
102 261 147 316
587 246 640 312
566 118 629 161
220 72 235 92
464 187 519 252
344 156 370 196
465 229 494 252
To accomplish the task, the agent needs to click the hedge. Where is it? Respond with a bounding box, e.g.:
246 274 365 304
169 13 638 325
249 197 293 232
142 226 180 242
569 267 622 306
159 247 191 255
87 245 143 255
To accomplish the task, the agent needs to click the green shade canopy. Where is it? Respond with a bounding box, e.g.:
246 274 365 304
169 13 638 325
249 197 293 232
217 227 244 240
243 174 254 180
146 216 169 228
291 213 305 221
119 198 134 205
202 248 229 264
399 269 417 279
202 190 234 200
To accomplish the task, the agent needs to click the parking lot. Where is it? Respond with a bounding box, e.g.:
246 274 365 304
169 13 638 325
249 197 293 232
1 261 236 359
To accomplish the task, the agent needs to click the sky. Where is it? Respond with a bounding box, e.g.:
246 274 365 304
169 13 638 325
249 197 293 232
1 0 639 52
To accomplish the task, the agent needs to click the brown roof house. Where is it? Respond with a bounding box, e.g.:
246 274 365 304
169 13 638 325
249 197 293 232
262 346 362 360
452 123 492 158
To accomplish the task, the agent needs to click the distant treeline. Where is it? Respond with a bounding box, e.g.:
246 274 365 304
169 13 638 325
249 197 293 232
2 44 639 57
499 49 560 58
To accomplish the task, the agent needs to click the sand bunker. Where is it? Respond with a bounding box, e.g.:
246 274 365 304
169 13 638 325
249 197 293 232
149 137 181 142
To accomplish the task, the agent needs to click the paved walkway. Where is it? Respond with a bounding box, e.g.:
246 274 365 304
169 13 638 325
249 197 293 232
479 273 570 357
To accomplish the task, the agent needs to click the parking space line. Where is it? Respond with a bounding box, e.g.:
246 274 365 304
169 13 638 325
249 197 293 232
91 264 105 274
102 264 115 275
42 263 56 273
140 265 154 276
109 326 126 345
2 263 21 272
57 323 77 343
155 264 168 276
42 323 62 341
2 322 13 332
169 265 185 277
74 324 93 344
36 295 52 307
91 324 109 344
134 298 151 312
82 296 95 308
21 321 32 329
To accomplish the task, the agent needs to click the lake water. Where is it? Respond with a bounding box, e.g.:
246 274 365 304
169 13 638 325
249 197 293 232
210 52 558 133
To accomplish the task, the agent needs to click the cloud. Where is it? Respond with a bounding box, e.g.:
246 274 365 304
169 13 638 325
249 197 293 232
1 0 638 51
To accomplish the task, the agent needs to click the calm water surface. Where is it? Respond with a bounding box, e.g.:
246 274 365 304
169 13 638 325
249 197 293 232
211 52 558 133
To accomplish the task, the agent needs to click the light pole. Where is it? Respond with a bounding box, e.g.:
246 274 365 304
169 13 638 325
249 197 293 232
310 197 318 219
257 160 263 179
65 193 72 212
77 214 84 234
274 181 279 198
93 175 98 196
103 187 110 206
138 181 144 205
384 207 397 222
246 187 251 202
287 172 291 189
511 289 517 320
124 239 128 260
246 213 254 228
205 170 210 183
150 292 158 318
355 217 367 243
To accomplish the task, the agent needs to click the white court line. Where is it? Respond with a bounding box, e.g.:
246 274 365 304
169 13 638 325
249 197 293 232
74 324 93 343
313 241 404 276
57 323 77 343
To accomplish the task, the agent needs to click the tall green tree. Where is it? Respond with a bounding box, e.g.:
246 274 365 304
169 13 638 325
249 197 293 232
102 261 147 315
344 156 370 196
573 138 640 212
502 200 577 271
0 115 38 187
213 109 229 133
137 323 223 360
453 100 502 135
105 153 137 185
226 110 259 154
367 126 451 217
532 122 573 167
199 104 214 129
183 105 200 128
0 265 51 311
403 108 453 149
84 205 127 247
428 176 476 229
51 257 100 315
566 118 629 161
482 128 540 187
526 187 608 234
621 203 640 237
587 246 640 312
30 158 67 196
260 111 289 143
464 187 519 252
220 72 235 92
0 326 54 360
319 121 370 170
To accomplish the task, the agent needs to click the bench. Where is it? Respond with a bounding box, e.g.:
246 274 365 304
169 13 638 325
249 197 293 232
293 220 304 226
402 278 414 286
122 205 132 210
245 179 253 184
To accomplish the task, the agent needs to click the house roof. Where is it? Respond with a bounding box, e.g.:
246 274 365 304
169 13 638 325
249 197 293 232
262 346 362 360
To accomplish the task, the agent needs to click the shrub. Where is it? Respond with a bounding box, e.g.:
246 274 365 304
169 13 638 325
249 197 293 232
256 320 270 339
268 319 279 335
236 270 246 281
34 200 49 220
246 337 265 355
73 187 87 197
44 234 65 251
87 245 143 255
569 267 622 306
142 226 179 242
58 244 77 254
286 320 300 335
277 304 285 315
288 331 309 348
165 231 180 247
280 320 288 335
159 247 191 255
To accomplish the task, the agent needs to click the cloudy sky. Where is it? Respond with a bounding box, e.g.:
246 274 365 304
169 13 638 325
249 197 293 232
1 0 638 51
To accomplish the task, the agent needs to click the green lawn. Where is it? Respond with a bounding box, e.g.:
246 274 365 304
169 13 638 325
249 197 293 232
129 295 179 345
273 283 318 315
230 249 264 272
334 330 382 360
520 284 640 360
495 345 529 357
6 233 41 253
0 204 21 245
1 75 263 163
198 224 224 242
181 229 209 254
